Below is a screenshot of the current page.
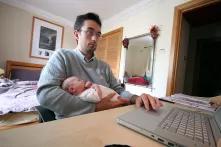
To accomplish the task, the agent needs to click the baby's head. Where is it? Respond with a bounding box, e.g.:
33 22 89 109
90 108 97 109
62 76 86 95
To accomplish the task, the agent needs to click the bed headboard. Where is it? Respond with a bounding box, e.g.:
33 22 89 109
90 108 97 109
5 60 45 81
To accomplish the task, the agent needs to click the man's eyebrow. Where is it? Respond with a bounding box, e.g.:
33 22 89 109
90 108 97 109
87 27 101 34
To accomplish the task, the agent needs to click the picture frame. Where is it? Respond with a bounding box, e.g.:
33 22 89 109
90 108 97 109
30 17 64 59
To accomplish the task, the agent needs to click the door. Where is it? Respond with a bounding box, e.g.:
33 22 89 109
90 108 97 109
96 27 123 78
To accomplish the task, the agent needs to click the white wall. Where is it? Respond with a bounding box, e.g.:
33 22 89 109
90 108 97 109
0 2 76 69
0 0 190 97
102 0 188 97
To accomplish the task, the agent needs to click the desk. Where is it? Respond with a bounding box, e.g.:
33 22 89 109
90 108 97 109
0 105 163 147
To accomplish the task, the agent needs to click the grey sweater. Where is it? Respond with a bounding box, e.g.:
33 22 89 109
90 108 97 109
37 48 133 119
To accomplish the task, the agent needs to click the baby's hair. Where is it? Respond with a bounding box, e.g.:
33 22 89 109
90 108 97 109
62 77 74 91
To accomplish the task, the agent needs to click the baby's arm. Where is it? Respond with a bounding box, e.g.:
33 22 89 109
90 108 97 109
91 84 102 99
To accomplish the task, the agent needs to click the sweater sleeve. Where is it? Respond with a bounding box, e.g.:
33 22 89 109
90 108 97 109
105 64 134 100
36 50 96 118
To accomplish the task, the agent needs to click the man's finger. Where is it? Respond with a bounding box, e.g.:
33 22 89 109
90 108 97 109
141 95 150 110
147 95 157 110
136 97 142 107
156 98 163 107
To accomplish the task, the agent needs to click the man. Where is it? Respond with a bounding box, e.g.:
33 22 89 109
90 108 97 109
37 12 162 119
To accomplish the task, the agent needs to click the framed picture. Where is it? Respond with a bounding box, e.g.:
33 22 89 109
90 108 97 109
30 17 64 59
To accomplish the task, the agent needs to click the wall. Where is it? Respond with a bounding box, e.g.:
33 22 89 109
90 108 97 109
0 0 191 97
102 0 188 97
0 2 76 69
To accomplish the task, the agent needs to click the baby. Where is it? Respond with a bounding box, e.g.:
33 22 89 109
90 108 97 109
62 76 120 103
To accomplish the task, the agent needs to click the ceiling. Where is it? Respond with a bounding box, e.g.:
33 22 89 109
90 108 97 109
16 0 144 22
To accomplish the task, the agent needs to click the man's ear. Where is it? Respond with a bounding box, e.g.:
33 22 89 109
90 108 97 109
73 30 79 40
73 30 79 44
69 86 76 95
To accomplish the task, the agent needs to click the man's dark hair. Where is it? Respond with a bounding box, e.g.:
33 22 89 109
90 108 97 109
74 12 102 30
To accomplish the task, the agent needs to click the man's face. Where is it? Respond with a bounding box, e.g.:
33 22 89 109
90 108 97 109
75 20 101 55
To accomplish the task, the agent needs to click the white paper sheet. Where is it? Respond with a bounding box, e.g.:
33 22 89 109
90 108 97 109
160 93 215 112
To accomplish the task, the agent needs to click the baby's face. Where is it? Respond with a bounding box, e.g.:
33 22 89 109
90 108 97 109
70 77 86 95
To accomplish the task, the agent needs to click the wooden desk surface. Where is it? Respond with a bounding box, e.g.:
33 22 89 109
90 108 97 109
0 105 163 147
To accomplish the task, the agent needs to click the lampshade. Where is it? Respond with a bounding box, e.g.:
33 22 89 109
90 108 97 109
0 68 4 75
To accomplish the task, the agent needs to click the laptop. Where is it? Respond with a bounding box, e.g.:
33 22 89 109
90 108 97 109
117 102 221 147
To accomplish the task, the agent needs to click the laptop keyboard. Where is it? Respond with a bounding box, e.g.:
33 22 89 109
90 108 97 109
159 108 210 144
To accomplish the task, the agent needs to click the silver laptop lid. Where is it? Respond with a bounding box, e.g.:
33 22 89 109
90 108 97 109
214 107 221 131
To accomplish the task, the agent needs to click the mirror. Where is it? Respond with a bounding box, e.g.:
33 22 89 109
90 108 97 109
123 33 155 87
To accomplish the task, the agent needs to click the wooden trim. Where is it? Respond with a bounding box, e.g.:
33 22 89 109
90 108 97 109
166 0 220 96
29 16 35 59
128 33 150 40
5 60 44 79
102 27 123 38
117 27 123 78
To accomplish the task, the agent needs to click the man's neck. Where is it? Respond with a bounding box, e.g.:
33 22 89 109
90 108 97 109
77 47 94 60
84 52 93 60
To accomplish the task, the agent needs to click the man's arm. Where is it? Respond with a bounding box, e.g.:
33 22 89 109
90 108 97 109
104 64 162 110
104 64 134 101
37 50 95 118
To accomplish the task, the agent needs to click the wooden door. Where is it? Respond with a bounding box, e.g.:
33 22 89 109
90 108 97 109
96 27 123 78
166 0 221 96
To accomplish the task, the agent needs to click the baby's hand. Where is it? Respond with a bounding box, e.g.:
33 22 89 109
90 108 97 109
210 95 221 108
85 81 92 88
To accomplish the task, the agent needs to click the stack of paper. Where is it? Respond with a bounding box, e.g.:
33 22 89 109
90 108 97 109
160 93 215 112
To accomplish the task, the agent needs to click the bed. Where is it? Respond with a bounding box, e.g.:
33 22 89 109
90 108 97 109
127 77 149 86
5 60 43 80
0 60 44 130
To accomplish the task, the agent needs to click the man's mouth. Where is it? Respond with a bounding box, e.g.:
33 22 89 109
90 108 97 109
88 44 97 50
88 42 96 46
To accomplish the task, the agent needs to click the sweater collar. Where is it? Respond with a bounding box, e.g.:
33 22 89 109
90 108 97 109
75 49 96 63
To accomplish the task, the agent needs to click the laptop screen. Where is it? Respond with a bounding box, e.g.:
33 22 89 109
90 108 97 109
215 107 221 131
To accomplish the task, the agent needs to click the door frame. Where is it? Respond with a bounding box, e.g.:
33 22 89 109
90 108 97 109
166 0 220 96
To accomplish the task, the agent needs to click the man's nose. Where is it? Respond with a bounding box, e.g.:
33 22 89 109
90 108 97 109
91 35 99 41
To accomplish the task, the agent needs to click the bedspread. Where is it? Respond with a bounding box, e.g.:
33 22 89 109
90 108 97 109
127 77 149 85
0 81 39 115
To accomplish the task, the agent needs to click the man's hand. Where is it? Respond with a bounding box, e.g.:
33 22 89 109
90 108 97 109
135 94 163 110
95 93 129 111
